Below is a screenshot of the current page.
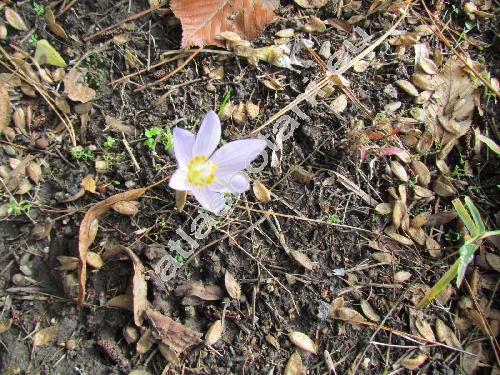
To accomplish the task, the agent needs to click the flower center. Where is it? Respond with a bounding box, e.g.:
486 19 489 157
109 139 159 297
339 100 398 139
187 155 217 187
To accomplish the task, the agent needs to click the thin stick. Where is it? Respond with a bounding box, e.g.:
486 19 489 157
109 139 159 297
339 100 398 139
84 5 162 41
234 205 379 235
121 134 141 172
134 47 203 92
108 55 182 85
250 7 409 135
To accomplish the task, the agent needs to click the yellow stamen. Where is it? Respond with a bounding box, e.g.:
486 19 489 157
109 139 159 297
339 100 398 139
186 154 217 187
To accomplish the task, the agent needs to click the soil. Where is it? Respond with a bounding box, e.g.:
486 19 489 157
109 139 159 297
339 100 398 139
0 0 499 374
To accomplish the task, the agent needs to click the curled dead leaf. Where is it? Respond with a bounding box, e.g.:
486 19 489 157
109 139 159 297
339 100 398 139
136 329 154 354
375 202 392 215
411 160 430 186
336 307 367 325
86 251 104 269
360 300 381 322
415 318 436 341
385 226 414 246
435 318 462 348
290 250 316 270
390 160 408 182
77 187 146 308
5 7 28 31
289 331 317 354
396 79 419 96
81 175 96 193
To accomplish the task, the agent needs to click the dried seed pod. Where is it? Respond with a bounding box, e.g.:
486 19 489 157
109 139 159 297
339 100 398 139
2 127 16 141
123 326 139 344
410 212 430 228
205 320 223 346
21 85 37 97
411 160 430 186
408 226 426 245
413 185 433 199
15 178 32 195
360 300 381 322
375 202 392 215
385 226 414 246
392 201 404 229
245 102 259 119
284 352 303 375
276 28 294 38
400 354 427 370
253 180 271 202
419 57 439 75
38 68 53 85
175 190 187 211
415 90 432 104
433 175 456 197
416 132 433 154
86 251 104 268
395 80 419 96
55 97 71 114
27 161 42 183
95 160 108 174
425 236 441 257
112 201 140 216
12 107 26 130
438 115 460 134
218 101 233 121
411 73 436 90
390 160 408 182
224 271 241 300
232 103 247 125
436 160 450 174
372 252 393 263
0 21 7 40
289 332 317 354
5 7 28 31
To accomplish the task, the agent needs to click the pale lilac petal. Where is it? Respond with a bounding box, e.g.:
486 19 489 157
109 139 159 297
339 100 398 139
192 187 225 214
173 127 195 167
209 172 249 193
169 169 190 191
209 139 267 174
192 110 221 158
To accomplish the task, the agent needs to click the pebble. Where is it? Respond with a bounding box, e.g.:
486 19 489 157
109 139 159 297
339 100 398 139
124 180 136 189
3 145 16 157
319 41 331 59
384 101 402 112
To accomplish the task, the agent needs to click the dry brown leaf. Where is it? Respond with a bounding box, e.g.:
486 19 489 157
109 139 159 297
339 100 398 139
0 84 10 134
145 309 202 354
463 342 482 374
174 281 225 301
293 0 327 8
485 252 500 272
81 175 96 193
175 190 187 211
104 115 137 136
336 307 367 325
44 8 67 38
204 320 223 345
106 294 134 311
64 69 96 103
426 236 441 257
224 271 241 300
360 300 381 322
415 318 436 341
435 318 462 348
290 250 316 270
33 326 57 347
27 162 42 184
57 256 79 271
171 0 278 48
289 332 317 354
394 271 412 282
86 251 104 268
113 245 147 326
77 187 146 308
284 351 305 375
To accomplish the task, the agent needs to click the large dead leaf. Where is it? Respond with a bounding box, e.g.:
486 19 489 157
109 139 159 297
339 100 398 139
420 57 479 147
77 188 146 308
64 69 96 103
145 310 202 354
171 0 278 47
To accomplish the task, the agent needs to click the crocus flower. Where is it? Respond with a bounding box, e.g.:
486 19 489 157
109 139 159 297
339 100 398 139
169 110 267 214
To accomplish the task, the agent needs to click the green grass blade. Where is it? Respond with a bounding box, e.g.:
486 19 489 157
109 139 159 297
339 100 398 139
217 88 232 115
452 198 479 237
416 259 459 309
457 243 478 287
464 196 485 234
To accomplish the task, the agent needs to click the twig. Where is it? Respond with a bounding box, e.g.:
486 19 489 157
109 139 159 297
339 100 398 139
134 47 203 92
121 134 141 172
83 4 162 41
108 55 182 86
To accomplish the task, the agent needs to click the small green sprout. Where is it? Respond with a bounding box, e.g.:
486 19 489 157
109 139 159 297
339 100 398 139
217 88 232 115
33 1 45 16
160 128 174 151
327 214 341 224
174 253 184 263
28 33 38 45
144 127 174 151
70 146 94 162
6 198 32 216
104 136 116 148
